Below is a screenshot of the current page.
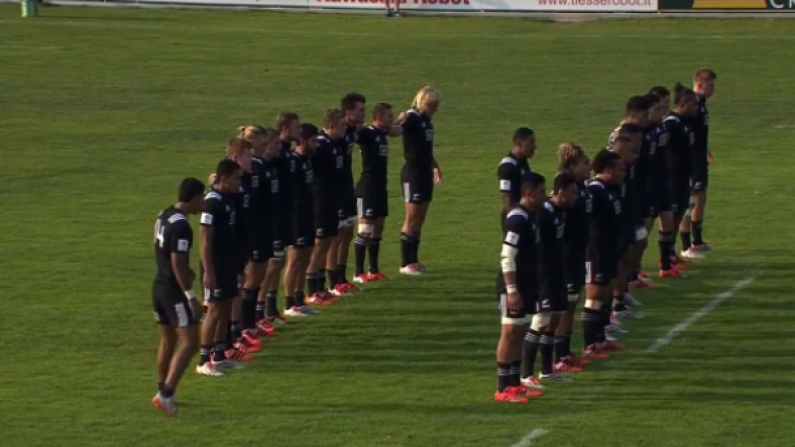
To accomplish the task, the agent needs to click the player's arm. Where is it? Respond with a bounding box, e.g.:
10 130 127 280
497 163 516 212
500 219 523 313
432 158 443 185
199 201 218 289
170 223 196 298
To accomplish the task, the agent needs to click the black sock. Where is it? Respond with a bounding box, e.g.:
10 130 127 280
659 231 673 270
555 334 570 362
597 303 611 342
157 381 165 393
339 264 348 283
412 232 421 264
521 329 541 379
693 220 704 245
368 237 381 273
285 294 296 310
318 269 327 292
400 232 413 267
613 295 626 312
161 385 174 398
680 231 692 251
242 288 258 330
213 342 226 362
295 291 306 307
581 307 600 347
230 321 242 341
256 302 265 322
509 360 521 387
266 291 278 316
199 345 212 366
497 362 511 392
327 269 339 288
306 273 319 296
354 234 368 276
540 331 555 375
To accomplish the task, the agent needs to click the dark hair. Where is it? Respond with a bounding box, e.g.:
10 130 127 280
553 172 577 194
649 86 670 99
226 137 253 157
178 177 205 202
372 102 392 120
592 149 622 174
645 93 660 104
617 123 644 135
520 172 546 196
512 127 535 144
674 83 697 105
341 92 366 112
300 123 319 141
215 159 241 181
694 68 717 81
276 111 299 131
323 108 344 128
626 95 653 115
264 127 278 138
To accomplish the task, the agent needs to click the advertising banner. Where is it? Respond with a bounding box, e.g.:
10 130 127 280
660 0 795 9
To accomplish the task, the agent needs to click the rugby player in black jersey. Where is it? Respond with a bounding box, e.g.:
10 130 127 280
554 143 592 373
261 112 301 323
399 86 443 276
581 149 626 360
497 127 535 218
198 159 244 377
352 103 395 284
234 125 279 342
647 87 685 279
151 177 204 416
494 172 546 404
283 124 319 317
680 68 718 258
328 93 366 297
307 110 346 305
253 128 287 327
665 85 701 265
522 172 578 387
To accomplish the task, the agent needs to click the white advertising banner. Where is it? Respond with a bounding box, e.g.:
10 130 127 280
131 0 657 11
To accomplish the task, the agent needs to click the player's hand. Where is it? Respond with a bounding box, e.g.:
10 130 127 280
396 111 406 124
203 271 216 291
433 167 443 185
708 151 713 164
507 292 523 314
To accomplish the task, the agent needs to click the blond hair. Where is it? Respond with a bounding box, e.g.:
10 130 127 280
237 124 267 142
411 85 441 113
557 142 586 172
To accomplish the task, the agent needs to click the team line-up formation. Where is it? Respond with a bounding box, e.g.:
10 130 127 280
148 71 716 415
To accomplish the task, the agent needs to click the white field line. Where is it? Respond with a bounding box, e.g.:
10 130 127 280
510 428 549 447
646 276 756 353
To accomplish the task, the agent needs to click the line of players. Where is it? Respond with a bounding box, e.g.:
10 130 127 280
494 69 717 403
149 87 443 416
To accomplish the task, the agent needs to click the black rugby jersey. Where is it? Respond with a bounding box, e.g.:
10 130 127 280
586 179 622 249
664 112 695 189
402 108 434 169
356 125 390 191
497 153 531 205
313 133 343 207
495 206 539 298
200 189 237 267
564 181 592 254
154 206 193 288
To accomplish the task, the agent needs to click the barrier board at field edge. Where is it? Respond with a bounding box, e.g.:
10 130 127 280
129 0 658 12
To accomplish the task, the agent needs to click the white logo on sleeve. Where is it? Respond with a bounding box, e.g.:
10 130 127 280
177 239 189 252
500 179 511 191
505 231 520 245
200 213 213 225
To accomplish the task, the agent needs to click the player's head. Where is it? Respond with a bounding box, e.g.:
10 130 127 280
592 148 625 185
261 127 280 159
372 103 394 129
214 159 243 194
277 111 301 142
693 68 717 99
226 137 253 173
674 83 699 117
644 93 663 124
624 95 653 126
648 86 671 123
558 142 590 182
177 177 205 215
610 133 639 165
411 85 441 117
298 123 320 155
551 172 578 209
519 172 547 211
512 127 536 159
237 124 268 157
323 108 346 139
341 92 366 126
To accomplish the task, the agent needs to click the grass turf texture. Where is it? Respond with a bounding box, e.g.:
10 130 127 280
2 6 795 446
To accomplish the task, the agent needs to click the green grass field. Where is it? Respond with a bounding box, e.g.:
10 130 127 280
2 5 795 447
